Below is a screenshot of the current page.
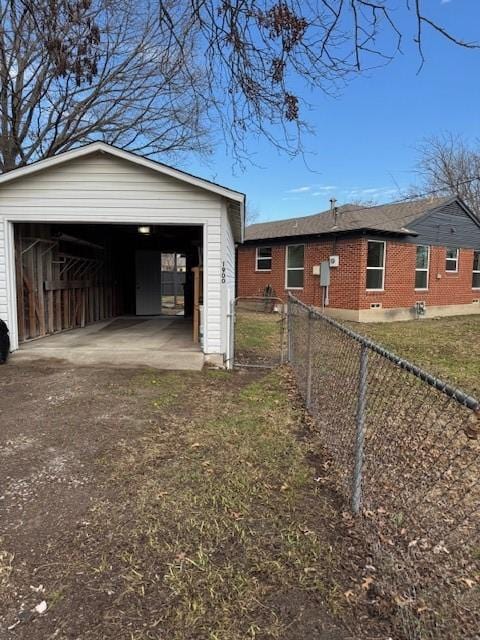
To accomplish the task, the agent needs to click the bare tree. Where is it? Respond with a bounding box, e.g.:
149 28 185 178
0 0 210 172
416 134 480 217
153 0 479 161
245 202 261 225
349 198 378 208
1 1 478 171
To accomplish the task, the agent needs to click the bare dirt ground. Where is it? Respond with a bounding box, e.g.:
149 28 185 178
0 360 385 640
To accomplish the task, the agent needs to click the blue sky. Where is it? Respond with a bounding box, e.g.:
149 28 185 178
186 1 480 223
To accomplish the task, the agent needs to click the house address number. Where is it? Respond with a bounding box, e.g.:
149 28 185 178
221 261 226 284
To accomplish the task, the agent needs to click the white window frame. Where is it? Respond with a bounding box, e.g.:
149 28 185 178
285 244 304 290
366 240 386 291
445 247 459 273
255 246 272 272
473 250 480 290
415 245 430 291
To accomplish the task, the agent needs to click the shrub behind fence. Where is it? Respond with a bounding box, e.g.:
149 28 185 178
288 295 479 640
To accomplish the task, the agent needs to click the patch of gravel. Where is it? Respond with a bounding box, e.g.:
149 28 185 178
0 436 36 457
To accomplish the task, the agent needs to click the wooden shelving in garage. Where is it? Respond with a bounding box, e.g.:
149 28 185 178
15 224 119 342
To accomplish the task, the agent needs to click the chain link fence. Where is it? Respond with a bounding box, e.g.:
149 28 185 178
288 295 480 640
233 297 286 368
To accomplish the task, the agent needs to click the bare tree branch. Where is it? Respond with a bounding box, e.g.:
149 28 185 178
1 0 478 171
151 0 479 163
0 0 211 171
416 133 480 218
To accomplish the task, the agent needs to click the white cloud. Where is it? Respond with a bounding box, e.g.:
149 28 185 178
312 185 337 195
361 188 382 194
340 186 399 201
287 186 311 193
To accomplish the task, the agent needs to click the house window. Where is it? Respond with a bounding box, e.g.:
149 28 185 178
415 245 430 290
285 245 304 289
445 248 459 273
473 251 480 289
256 247 272 271
366 240 385 290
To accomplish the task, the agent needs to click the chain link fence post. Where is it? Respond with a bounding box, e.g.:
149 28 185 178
287 294 480 635
305 309 313 408
227 297 235 369
352 343 368 514
287 296 292 362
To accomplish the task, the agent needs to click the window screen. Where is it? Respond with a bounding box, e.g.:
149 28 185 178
256 247 272 271
446 248 459 272
366 241 385 290
286 245 304 289
415 245 430 290
473 251 480 289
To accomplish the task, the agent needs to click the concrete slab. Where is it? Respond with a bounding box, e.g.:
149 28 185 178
12 316 204 371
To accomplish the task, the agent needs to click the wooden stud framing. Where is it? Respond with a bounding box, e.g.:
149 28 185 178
14 223 119 342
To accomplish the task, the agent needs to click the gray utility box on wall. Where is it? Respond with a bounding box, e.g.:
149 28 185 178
320 261 330 287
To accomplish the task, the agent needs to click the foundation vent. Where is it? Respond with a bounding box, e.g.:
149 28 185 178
370 302 382 309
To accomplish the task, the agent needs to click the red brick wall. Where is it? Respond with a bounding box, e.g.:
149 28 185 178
237 238 364 309
237 238 479 310
359 241 478 309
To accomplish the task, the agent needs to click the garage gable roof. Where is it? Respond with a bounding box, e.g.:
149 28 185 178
0 142 245 240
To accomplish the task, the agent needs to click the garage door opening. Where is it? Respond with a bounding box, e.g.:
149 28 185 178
13 222 204 358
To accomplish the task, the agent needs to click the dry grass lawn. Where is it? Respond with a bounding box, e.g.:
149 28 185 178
349 314 480 397
234 310 284 365
0 361 383 640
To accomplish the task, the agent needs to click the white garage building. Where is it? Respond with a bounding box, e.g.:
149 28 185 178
0 143 244 368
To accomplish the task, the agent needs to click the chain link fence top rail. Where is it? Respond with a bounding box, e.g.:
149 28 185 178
287 295 480 640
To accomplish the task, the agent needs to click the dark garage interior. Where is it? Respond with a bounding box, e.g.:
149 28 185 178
14 222 203 343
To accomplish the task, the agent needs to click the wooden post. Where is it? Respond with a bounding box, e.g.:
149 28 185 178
46 250 54 334
27 249 36 338
193 267 199 343
36 246 46 337
192 266 203 344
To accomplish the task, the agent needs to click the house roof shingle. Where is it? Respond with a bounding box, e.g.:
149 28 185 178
245 196 454 241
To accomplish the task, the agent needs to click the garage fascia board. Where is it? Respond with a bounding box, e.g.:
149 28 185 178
0 142 245 242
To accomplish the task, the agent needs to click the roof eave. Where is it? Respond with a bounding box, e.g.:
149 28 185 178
0 141 245 205
244 226 417 243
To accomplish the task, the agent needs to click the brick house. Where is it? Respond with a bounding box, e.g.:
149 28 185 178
237 196 480 322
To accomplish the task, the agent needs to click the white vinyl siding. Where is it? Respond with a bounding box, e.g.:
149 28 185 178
445 248 459 273
366 240 386 291
221 203 237 363
0 222 6 322
473 251 480 289
0 152 235 356
415 245 430 290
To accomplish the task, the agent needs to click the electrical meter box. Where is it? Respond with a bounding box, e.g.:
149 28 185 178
320 261 330 287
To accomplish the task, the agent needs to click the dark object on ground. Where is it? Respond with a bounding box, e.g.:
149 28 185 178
0 319 10 364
